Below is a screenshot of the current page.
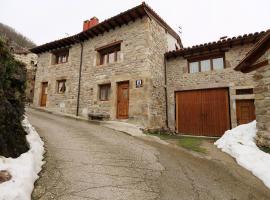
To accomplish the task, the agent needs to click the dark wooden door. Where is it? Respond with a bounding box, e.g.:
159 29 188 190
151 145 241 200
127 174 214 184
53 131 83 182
117 82 129 119
176 88 230 136
236 100 255 125
40 82 48 107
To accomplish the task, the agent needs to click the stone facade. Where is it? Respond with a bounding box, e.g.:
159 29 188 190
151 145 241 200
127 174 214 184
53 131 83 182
166 43 256 131
254 49 270 147
33 16 179 129
13 52 37 102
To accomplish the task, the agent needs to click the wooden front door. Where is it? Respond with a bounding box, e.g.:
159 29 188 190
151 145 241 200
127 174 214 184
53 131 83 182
40 82 48 107
117 82 129 119
236 100 255 125
176 88 231 137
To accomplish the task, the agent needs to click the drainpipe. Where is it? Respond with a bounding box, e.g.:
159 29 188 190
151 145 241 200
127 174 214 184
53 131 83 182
164 57 169 129
76 42 84 116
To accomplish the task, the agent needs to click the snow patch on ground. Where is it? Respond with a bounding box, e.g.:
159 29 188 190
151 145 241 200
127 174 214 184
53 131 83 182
215 121 270 189
103 121 146 137
0 116 44 200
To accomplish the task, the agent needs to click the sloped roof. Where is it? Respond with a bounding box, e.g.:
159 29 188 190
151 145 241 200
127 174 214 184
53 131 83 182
234 30 270 73
165 31 267 59
30 2 181 54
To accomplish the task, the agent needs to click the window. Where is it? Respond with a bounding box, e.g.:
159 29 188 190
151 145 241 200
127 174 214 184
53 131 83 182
57 80 66 94
52 49 69 64
188 56 225 73
201 60 211 72
189 62 199 73
97 42 121 65
213 57 224 70
99 84 111 101
236 88 254 95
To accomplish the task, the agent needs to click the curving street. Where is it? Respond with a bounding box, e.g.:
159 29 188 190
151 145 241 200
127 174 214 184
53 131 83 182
28 109 270 200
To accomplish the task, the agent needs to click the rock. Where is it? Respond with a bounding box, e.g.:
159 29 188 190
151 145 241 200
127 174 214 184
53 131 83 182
0 170 12 183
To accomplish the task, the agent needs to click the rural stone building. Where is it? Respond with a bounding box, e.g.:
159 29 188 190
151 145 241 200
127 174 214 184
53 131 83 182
31 2 268 136
165 31 267 136
30 3 181 129
235 30 270 147
13 48 37 102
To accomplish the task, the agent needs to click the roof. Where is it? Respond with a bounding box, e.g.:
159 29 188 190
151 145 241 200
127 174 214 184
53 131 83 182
165 30 268 59
234 30 270 73
30 2 182 54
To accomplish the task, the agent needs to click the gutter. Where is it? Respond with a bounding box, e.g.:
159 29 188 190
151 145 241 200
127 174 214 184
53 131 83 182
164 57 169 129
76 42 84 116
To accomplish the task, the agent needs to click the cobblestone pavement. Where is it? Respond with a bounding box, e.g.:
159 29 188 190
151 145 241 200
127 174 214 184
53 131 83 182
28 109 270 200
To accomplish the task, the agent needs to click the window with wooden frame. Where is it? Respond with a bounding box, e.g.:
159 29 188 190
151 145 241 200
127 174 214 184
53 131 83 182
52 49 69 64
188 55 225 73
96 42 121 65
57 80 66 94
99 84 111 101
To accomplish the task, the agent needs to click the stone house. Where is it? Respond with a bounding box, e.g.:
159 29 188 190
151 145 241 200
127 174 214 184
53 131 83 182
235 30 270 147
165 31 267 137
13 48 37 102
30 3 181 129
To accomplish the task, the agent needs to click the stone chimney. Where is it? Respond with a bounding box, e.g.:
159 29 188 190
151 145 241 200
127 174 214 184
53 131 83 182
83 17 99 31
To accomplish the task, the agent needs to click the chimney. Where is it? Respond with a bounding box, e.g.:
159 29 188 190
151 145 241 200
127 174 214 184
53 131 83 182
83 17 99 31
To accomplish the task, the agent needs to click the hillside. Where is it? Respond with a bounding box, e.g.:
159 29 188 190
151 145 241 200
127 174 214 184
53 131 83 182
0 22 36 49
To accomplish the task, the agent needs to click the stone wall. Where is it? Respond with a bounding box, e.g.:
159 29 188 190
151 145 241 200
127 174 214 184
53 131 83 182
33 16 177 129
33 45 81 115
146 18 171 129
254 49 270 147
166 43 256 131
78 17 152 127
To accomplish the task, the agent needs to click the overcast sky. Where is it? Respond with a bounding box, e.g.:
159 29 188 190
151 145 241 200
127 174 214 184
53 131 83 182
1 0 270 47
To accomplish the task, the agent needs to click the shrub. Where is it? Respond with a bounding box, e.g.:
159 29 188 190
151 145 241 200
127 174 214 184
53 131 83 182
0 38 29 158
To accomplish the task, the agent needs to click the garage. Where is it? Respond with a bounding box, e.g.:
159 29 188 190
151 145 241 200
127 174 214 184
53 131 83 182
175 88 231 137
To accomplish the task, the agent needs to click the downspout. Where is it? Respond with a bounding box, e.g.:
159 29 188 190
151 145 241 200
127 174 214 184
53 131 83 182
164 56 169 129
76 42 84 116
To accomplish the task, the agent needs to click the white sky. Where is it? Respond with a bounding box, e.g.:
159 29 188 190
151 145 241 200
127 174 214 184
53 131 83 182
1 0 270 47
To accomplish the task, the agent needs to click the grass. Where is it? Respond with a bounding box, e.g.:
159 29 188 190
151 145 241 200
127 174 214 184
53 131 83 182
178 137 207 153
145 131 208 154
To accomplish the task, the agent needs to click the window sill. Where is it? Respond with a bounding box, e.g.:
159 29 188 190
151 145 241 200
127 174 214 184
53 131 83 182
96 61 122 68
188 68 226 74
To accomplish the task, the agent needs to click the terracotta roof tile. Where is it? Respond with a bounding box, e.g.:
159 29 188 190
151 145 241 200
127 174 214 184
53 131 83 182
165 31 267 59
31 2 181 54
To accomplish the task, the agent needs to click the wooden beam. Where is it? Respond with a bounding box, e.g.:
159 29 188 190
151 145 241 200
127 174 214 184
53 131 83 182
101 23 110 32
114 18 122 27
242 60 269 73
106 21 115 30
135 9 143 18
128 12 136 22
120 15 129 25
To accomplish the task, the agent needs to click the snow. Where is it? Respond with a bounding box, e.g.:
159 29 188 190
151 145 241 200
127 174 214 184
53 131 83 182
215 121 270 189
0 116 44 200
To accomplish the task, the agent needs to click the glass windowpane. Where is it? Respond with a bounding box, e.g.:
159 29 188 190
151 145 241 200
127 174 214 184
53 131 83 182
213 57 224 70
189 62 199 73
200 60 211 72
108 52 115 63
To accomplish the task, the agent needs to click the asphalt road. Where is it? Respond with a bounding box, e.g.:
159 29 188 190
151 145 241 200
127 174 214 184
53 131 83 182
27 109 270 200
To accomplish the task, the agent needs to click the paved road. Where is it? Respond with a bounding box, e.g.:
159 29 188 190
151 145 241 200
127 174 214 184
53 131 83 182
28 109 270 200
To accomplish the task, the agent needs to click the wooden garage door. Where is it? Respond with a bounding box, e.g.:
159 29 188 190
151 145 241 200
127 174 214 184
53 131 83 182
176 88 230 137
